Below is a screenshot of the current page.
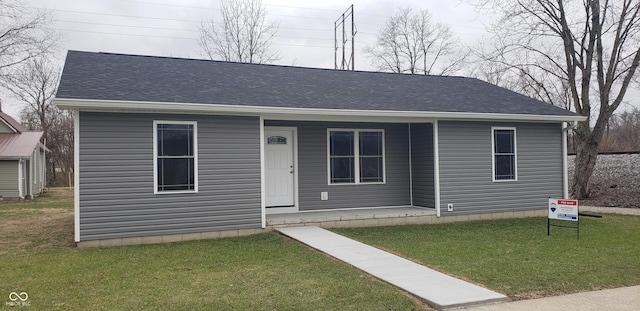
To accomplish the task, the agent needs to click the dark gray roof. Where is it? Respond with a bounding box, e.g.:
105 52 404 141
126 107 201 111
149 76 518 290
56 50 576 117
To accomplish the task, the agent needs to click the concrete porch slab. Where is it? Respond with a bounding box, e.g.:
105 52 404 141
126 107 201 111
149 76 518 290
267 206 436 226
277 226 508 310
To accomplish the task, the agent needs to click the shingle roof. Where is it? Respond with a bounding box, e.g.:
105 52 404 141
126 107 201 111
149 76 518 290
0 132 43 159
0 111 27 133
56 50 577 117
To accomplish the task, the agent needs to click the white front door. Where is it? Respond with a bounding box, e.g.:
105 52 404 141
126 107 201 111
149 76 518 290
265 128 295 208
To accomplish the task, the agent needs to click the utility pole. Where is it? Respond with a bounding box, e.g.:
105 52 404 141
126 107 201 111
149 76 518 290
334 4 356 70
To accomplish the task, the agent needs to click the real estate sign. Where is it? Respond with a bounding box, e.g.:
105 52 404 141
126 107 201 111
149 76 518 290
548 199 578 221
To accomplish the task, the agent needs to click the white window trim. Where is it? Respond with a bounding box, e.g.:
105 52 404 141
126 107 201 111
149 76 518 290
327 128 386 185
153 120 199 194
491 126 518 182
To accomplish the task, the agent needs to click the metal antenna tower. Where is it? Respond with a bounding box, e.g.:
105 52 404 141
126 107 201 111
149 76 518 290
334 5 356 70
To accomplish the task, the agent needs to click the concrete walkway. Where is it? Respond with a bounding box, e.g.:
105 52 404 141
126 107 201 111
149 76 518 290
277 226 508 310
463 286 640 311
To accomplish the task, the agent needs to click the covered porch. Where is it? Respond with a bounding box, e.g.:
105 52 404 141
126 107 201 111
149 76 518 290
262 120 438 221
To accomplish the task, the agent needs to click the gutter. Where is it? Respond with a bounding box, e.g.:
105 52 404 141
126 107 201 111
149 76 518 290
54 98 588 123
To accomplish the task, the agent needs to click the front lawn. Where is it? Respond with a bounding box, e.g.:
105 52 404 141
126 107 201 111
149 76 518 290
0 235 426 310
3 189 638 308
0 190 425 310
333 215 640 299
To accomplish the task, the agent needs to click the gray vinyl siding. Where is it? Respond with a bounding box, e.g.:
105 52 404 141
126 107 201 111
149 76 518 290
78 112 261 241
0 160 19 198
410 123 435 208
438 121 563 215
265 121 411 210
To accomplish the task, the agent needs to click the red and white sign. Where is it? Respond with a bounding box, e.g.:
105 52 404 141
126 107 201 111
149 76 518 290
548 199 579 221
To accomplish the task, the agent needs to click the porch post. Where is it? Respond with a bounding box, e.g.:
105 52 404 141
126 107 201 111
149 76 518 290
433 120 441 217
18 159 23 198
28 157 33 198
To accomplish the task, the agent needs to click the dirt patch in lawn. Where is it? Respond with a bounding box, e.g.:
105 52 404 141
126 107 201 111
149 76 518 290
0 207 74 255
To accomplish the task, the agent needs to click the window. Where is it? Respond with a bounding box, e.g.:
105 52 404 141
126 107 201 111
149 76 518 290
359 131 384 182
492 127 516 181
329 131 355 183
154 121 198 193
328 129 384 184
267 136 287 144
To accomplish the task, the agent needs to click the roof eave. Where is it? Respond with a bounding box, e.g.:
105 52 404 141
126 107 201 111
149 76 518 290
54 98 587 123
0 155 32 160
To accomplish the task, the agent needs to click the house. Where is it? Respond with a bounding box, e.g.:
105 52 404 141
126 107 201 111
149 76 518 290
0 108 46 199
54 51 586 247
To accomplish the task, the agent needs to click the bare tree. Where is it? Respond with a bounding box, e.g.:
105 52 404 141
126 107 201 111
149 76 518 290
2 56 73 185
364 7 468 75
477 0 640 199
599 108 640 152
21 103 73 186
198 0 279 64
470 58 575 111
1 57 58 143
0 0 58 77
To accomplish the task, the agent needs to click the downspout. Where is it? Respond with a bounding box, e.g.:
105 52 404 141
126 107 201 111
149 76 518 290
74 110 80 242
259 116 266 229
408 123 413 206
433 121 441 217
562 122 569 199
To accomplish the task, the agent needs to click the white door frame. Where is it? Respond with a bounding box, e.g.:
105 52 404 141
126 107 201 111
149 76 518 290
264 126 299 214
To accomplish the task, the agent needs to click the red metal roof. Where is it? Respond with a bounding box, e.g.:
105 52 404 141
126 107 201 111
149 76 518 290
0 132 43 159
0 111 27 133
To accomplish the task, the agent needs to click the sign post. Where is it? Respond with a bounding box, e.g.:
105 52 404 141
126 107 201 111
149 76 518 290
548 198 579 240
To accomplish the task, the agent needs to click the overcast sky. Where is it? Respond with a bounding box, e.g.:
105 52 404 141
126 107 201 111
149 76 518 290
1 0 637 118
27 0 489 66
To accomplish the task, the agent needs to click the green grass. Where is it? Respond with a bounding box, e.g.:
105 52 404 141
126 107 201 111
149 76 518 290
0 190 425 310
0 188 74 211
3 190 639 308
0 235 426 310
0 188 75 254
333 216 640 299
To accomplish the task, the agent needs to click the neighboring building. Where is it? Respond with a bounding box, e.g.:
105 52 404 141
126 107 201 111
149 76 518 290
55 51 585 246
0 109 46 199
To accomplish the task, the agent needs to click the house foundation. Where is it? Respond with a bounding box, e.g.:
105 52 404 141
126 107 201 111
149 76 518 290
76 208 547 248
